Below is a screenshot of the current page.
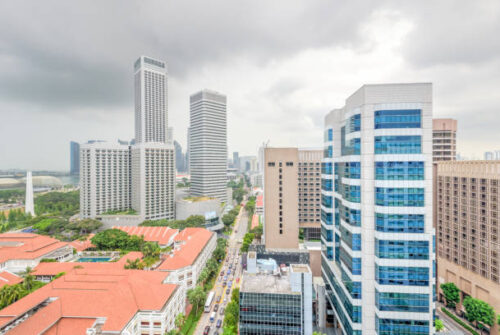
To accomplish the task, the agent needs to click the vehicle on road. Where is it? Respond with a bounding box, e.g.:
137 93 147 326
228 281 232 288
216 295 221 303
222 281 226 287
210 312 216 323
223 275 227 281
214 303 219 312
216 319 222 328
223 296 227 303
226 288 230 294
204 326 210 335
227 269 231 275
204 291 215 312
219 307 225 315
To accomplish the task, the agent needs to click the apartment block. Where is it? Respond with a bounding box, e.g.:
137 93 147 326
432 118 457 162
299 149 322 240
436 161 500 319
263 147 299 249
322 83 435 335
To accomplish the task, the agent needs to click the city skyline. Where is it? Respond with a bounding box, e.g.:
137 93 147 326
1 1 500 170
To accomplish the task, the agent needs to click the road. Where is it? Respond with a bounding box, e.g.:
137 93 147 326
194 206 248 335
436 304 465 334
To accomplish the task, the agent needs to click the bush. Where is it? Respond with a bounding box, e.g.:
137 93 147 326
441 282 460 308
441 307 479 335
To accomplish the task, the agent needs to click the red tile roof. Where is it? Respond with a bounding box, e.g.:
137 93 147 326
68 234 95 252
112 226 178 246
256 195 263 208
44 317 97 335
157 228 214 271
0 271 22 287
0 267 178 333
251 214 259 230
0 233 69 264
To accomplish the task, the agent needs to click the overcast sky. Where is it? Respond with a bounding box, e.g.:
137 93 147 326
1 0 499 171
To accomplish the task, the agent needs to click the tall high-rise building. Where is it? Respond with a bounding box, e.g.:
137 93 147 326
298 149 322 240
174 140 185 172
233 151 240 170
134 56 168 144
80 142 131 218
70 141 80 175
167 127 174 144
186 127 191 173
25 171 35 217
432 118 457 161
436 161 500 333
189 90 227 202
263 147 299 249
322 83 435 335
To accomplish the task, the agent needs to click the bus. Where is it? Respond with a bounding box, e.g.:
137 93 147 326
204 291 215 312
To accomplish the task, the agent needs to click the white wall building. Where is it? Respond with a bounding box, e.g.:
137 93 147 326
189 90 227 202
322 83 435 335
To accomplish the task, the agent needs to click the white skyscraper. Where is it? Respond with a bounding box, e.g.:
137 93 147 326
189 90 227 202
322 83 435 334
134 56 168 144
25 171 35 217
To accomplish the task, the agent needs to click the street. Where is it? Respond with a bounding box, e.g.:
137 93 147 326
194 206 248 335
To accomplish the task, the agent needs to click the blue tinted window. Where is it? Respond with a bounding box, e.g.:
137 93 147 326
340 224 361 251
337 162 361 179
339 183 361 203
324 145 333 158
334 199 340 228
375 213 424 233
375 161 424 180
375 187 424 207
348 114 361 133
376 317 429 335
326 246 334 260
341 268 362 299
375 136 421 154
376 291 429 313
341 126 361 156
340 246 362 275
328 128 333 141
322 195 333 208
335 233 341 266
375 109 421 129
376 239 429 260
376 265 429 286
321 225 333 242
322 178 333 191
321 209 332 225
321 162 333 174
339 202 361 227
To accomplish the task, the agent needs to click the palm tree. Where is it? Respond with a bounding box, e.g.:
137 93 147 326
20 266 35 291
175 312 186 331
187 286 206 315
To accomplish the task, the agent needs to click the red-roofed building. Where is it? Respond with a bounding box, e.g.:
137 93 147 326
0 233 73 274
255 195 263 215
112 226 179 247
0 267 184 335
158 228 216 289
68 234 95 252
251 214 260 230
0 270 22 288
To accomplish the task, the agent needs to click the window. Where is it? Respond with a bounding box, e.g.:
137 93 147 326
376 317 429 335
375 187 424 207
375 213 424 233
286 162 294 166
375 109 421 129
375 161 424 180
267 162 275 167
375 136 421 154
376 239 429 260
376 265 429 286
376 291 429 312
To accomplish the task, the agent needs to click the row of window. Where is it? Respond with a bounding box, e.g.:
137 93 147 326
376 265 430 286
376 291 429 313
375 239 430 260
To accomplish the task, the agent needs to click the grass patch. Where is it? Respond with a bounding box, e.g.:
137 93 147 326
181 308 203 335
441 307 480 335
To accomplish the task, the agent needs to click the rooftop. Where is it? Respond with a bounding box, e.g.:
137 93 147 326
157 228 214 271
0 233 69 264
241 270 295 295
112 226 179 246
182 196 216 202
256 195 263 208
68 234 95 252
0 270 22 287
0 267 177 334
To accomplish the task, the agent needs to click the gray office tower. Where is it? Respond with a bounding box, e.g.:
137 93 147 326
70 141 80 175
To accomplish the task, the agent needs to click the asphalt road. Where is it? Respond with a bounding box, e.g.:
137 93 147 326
194 207 248 335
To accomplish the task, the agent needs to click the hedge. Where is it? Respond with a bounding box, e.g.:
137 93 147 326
441 307 479 335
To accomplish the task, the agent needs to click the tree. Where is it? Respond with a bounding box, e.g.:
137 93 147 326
313 332 326 335
197 268 209 286
440 282 460 309
463 296 495 328
141 241 160 258
222 213 235 227
124 258 144 270
185 215 205 227
250 225 263 240
435 319 444 332
187 286 206 315
20 266 35 291
175 312 186 331
222 325 237 335
91 229 144 250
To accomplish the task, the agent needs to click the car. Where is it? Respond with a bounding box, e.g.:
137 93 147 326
203 326 211 335
223 275 227 281
227 269 231 275
220 270 224 276
216 319 222 328
226 288 230 294
214 332 219 335
218 276 221 282
223 296 227 303
228 281 232 288
235 229 238 233
219 307 225 315
214 304 219 312
222 281 227 287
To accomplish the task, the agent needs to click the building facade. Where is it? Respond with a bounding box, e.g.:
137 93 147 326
264 147 299 249
70 141 80 175
80 142 131 218
134 56 168 144
322 83 435 335
432 118 457 162
436 161 500 329
299 149 322 240
189 90 227 202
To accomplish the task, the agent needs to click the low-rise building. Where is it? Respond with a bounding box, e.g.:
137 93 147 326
0 267 184 335
0 233 73 273
158 228 217 290
112 226 179 248
255 194 263 216
176 197 224 231
0 270 22 288
239 252 313 335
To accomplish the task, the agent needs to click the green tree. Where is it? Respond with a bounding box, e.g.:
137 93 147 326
250 225 263 240
440 282 460 309
124 258 144 270
435 319 444 332
185 215 205 227
463 296 495 328
91 229 144 250
20 266 35 291
175 312 186 331
222 325 237 335
141 241 160 258
187 286 206 315
197 268 210 286
222 213 235 227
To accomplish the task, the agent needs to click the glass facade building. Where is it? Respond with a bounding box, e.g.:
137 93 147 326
321 84 435 334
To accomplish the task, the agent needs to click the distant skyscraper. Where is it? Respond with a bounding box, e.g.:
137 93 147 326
189 90 227 202
174 140 185 172
322 83 435 335
134 56 168 143
25 171 35 217
186 127 191 173
432 118 457 161
70 141 80 175
232 152 239 170
167 127 174 144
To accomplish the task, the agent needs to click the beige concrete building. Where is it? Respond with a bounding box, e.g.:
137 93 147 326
263 147 299 249
433 118 457 161
436 161 500 325
298 149 322 240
